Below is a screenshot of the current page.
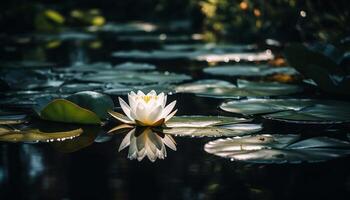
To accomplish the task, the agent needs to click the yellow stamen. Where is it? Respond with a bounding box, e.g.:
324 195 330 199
142 95 158 103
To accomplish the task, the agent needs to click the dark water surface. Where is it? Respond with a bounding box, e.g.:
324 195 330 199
1 27 350 200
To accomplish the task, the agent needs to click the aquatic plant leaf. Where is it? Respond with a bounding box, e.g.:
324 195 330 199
220 99 315 115
0 127 82 143
114 62 156 71
51 126 100 153
175 79 301 98
79 70 191 85
264 103 350 124
194 51 274 62
158 124 261 138
66 91 114 119
204 65 298 77
205 135 350 163
40 99 101 124
0 112 27 125
165 115 252 128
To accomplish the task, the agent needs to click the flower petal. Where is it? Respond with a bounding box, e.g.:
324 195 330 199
165 109 177 122
161 100 176 119
108 111 135 124
118 97 134 121
119 129 134 152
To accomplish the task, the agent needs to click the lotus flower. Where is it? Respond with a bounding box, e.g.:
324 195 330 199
117 127 177 162
109 90 177 126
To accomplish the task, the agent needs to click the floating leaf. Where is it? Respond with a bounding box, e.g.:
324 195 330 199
51 126 99 153
264 103 350 124
79 70 191 85
195 51 274 62
205 135 350 163
0 126 82 143
114 62 156 71
39 99 101 124
203 65 298 77
220 99 315 115
0 111 27 125
176 79 301 98
66 91 114 119
158 123 261 138
165 115 252 128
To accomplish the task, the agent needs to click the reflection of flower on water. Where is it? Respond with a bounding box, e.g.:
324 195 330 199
108 90 177 161
109 90 177 126
111 126 177 162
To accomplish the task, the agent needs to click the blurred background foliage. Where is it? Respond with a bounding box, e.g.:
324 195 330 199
0 0 349 43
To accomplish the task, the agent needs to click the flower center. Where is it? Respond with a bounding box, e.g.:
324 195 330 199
142 95 157 103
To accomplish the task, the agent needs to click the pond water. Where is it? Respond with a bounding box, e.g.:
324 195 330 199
1 23 350 200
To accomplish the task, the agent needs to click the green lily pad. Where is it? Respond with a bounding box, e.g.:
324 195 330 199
203 65 298 77
66 91 114 119
51 126 100 153
0 126 82 143
205 134 350 163
39 99 101 124
79 70 191 85
165 115 252 127
194 51 274 62
220 99 316 115
175 79 301 98
114 62 156 71
157 123 262 138
263 102 350 124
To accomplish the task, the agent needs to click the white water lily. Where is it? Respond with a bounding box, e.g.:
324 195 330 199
109 90 177 126
118 127 177 162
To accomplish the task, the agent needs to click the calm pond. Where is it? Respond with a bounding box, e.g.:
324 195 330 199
1 22 350 200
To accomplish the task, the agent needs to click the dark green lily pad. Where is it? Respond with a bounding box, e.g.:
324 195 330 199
175 79 301 98
51 126 100 153
158 123 262 138
66 91 114 119
264 102 350 124
99 22 157 33
79 70 191 85
114 62 156 71
39 99 101 124
165 115 252 127
194 51 274 62
163 43 257 52
203 65 298 77
0 126 82 143
205 134 350 163
112 50 196 60
220 99 315 115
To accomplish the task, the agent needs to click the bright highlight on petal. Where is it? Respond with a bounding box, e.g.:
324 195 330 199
109 90 177 126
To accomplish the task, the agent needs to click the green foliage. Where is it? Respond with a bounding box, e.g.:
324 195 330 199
40 99 102 125
35 91 114 124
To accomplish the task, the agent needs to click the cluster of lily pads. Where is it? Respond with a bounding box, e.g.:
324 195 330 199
1 22 350 163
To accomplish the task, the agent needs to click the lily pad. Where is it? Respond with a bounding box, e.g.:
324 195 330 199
39 99 101 124
220 99 316 115
175 79 301 98
194 51 274 62
163 43 257 52
263 102 350 124
0 126 82 143
79 70 191 85
112 50 195 60
205 134 350 163
157 123 262 138
114 62 156 71
66 91 114 119
203 65 298 77
165 115 252 128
